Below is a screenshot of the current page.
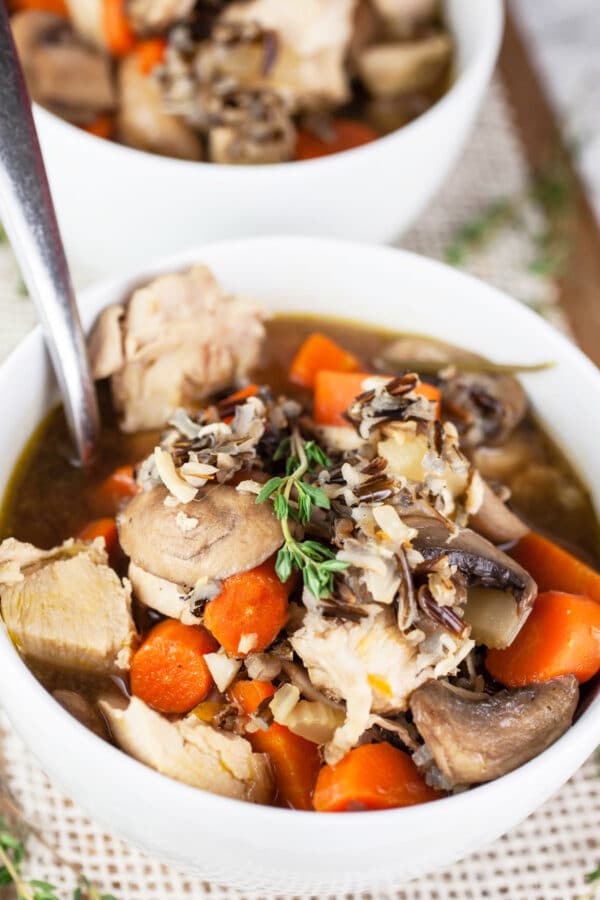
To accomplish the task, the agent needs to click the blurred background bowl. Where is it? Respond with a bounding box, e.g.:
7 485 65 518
32 0 503 277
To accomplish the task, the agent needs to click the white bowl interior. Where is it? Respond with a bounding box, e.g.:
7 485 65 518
0 237 597 894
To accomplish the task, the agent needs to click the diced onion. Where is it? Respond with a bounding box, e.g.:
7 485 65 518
204 652 242 692
285 701 345 745
269 684 300 723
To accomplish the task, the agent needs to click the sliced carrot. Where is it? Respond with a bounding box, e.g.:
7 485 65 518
313 742 441 812
8 0 67 13
103 0 134 55
313 371 441 427
486 590 600 687
230 679 275 715
295 119 379 161
130 620 218 714
77 517 119 561
82 115 114 140
91 464 140 515
203 558 290 657
250 723 321 810
218 383 259 423
136 38 167 75
289 333 360 389
229 679 319 808
511 531 600 604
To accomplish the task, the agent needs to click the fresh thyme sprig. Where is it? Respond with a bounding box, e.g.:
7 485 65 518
0 817 117 900
256 431 348 599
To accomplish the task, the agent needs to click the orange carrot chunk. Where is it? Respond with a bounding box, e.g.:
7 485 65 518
103 0 134 55
295 120 379 161
289 333 360 389
8 0 68 13
203 558 290 657
229 679 320 809
136 38 167 75
130 620 218 714
82 115 114 140
486 590 600 688
230 679 275 715
511 531 600 604
91 464 140 515
313 742 441 812
77 517 119 562
313 371 441 427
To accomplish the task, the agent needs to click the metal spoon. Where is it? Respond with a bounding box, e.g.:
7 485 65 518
0 4 100 466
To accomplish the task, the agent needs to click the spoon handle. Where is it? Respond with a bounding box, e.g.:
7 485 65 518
0 5 99 466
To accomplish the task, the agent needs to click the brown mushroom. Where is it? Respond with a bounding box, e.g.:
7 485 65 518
406 515 536 611
410 676 579 786
357 33 452 99
469 480 529 545
371 0 441 38
442 372 528 448
117 484 283 587
11 11 115 124
117 55 203 160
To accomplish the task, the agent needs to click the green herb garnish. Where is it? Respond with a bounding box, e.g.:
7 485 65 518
257 431 348 599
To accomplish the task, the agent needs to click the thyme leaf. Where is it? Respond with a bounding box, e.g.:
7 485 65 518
257 430 347 598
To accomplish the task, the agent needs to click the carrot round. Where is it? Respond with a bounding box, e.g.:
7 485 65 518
295 120 379 161
203 558 290 657
289 333 359 389
82 115 114 140
136 38 167 75
103 0 134 55
486 591 600 687
77 517 119 564
313 742 441 812
511 531 600 604
130 620 218 714
313 371 441 427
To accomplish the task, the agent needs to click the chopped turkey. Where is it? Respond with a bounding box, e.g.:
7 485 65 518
88 265 265 431
0 538 136 674
291 606 473 763
100 695 273 803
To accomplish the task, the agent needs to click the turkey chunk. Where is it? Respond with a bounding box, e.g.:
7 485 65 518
0 538 137 674
100 696 273 803
291 606 472 763
88 265 265 432
221 0 357 110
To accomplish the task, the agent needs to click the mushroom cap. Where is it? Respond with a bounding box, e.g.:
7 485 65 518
118 484 283 587
410 675 579 786
469 480 529 545
406 514 536 611
11 10 115 121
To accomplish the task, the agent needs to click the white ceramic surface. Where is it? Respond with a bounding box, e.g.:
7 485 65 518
32 0 503 276
0 237 598 895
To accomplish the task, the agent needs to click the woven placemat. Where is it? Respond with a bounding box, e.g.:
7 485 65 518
0 77 597 900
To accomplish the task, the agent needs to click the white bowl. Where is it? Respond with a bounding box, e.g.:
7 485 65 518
33 0 503 277
0 237 597 895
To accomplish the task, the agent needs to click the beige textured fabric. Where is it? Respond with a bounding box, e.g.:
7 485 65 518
0 79 594 898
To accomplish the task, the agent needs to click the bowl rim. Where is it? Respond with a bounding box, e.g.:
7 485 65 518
1 235 599 839
33 0 503 176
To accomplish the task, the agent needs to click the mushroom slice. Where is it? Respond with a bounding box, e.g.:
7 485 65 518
406 515 536 612
443 372 528 448
410 676 579 786
100 695 272 802
469 480 529 545
118 485 283 587
371 0 440 38
376 335 482 373
11 11 115 123
357 33 452 99
117 55 203 161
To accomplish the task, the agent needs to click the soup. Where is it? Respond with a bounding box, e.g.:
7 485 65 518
1 264 599 811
